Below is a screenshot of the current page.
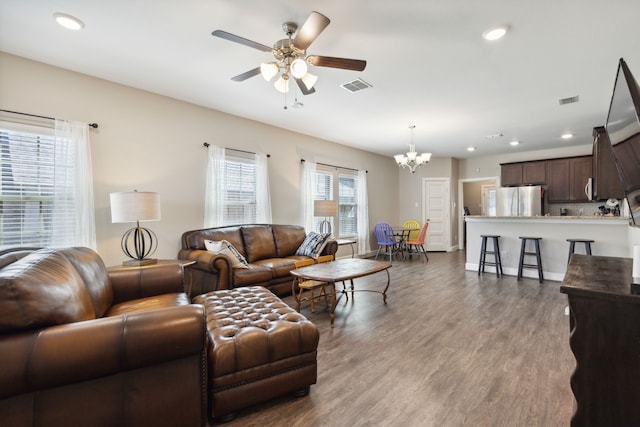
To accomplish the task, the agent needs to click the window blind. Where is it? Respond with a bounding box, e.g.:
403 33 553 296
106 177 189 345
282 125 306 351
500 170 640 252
223 151 257 225
0 120 60 247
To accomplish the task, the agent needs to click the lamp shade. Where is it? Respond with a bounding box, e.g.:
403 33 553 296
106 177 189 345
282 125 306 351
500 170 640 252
110 191 161 223
314 200 338 217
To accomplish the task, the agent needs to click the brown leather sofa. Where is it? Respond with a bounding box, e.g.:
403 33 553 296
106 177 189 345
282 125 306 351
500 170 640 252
0 247 207 427
179 224 337 296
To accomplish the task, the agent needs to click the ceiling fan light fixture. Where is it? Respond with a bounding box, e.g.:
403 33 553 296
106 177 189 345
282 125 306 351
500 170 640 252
300 72 318 90
290 58 308 79
274 75 290 93
260 62 279 81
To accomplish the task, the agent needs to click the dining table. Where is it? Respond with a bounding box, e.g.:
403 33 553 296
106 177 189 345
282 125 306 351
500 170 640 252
391 226 418 259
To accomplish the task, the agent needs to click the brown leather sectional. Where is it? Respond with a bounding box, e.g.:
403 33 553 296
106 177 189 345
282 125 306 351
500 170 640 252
179 224 338 296
0 242 321 425
0 247 207 427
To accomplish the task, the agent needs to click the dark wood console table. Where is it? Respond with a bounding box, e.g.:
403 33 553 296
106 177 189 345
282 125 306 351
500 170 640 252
560 254 640 426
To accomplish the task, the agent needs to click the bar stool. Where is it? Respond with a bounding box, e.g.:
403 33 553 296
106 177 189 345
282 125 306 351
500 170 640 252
478 235 503 277
517 237 544 283
566 239 594 264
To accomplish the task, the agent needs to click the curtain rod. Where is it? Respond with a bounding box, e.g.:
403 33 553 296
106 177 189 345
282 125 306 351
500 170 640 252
0 109 99 128
202 142 270 157
300 158 367 173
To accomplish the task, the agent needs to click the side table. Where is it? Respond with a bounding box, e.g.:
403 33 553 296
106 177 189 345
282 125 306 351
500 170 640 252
107 259 196 298
336 239 356 258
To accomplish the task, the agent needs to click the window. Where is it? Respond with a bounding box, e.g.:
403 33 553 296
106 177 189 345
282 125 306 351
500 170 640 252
0 115 95 249
223 151 257 225
339 174 358 236
204 146 271 227
313 166 358 238
0 127 55 247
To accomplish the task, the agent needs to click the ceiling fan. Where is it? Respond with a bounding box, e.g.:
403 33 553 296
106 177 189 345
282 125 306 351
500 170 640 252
212 11 366 95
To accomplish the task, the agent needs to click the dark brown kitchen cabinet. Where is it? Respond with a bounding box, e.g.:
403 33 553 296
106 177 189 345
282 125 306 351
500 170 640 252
592 126 624 200
500 163 523 186
546 156 592 202
522 161 546 184
546 159 570 201
500 160 546 186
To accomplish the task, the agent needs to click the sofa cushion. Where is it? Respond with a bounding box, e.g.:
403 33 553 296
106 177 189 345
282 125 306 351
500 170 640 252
204 240 250 269
241 226 277 263
0 249 96 332
232 265 273 286
57 247 114 318
272 225 307 257
253 258 299 278
295 232 331 259
183 226 246 257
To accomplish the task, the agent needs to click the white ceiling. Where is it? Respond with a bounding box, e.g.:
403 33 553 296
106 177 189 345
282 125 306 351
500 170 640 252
1 1 639 159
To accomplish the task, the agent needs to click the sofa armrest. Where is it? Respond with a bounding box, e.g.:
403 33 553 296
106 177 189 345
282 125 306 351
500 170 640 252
0 305 206 399
177 249 232 294
322 239 338 257
108 262 185 303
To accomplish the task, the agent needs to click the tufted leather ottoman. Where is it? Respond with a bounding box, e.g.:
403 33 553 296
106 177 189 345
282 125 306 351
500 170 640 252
193 286 319 421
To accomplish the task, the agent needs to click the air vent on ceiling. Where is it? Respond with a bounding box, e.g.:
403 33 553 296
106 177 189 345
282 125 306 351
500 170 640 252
559 95 579 105
341 78 372 93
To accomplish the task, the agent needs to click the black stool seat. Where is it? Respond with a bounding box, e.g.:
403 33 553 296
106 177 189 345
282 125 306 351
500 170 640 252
518 236 543 283
567 239 594 264
478 235 503 277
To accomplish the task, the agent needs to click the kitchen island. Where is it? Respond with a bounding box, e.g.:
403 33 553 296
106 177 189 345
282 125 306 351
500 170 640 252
465 215 630 281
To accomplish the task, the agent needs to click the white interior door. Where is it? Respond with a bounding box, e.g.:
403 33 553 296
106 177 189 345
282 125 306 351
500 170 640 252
423 178 450 251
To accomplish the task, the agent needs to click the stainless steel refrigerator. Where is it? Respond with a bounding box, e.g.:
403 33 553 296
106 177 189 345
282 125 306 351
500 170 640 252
496 186 542 216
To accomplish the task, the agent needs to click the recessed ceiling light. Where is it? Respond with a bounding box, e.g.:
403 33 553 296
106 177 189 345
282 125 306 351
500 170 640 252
54 13 85 31
561 133 574 140
467 146 476 152
482 26 508 41
510 140 520 146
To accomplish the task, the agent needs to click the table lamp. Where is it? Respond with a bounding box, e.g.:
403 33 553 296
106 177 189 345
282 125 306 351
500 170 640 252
314 200 337 235
110 191 161 266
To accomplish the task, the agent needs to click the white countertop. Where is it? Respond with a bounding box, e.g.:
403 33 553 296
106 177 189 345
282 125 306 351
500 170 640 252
465 215 629 225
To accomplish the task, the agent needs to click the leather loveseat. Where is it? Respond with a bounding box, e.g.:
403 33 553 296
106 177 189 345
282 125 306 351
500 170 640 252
179 224 337 296
0 247 207 427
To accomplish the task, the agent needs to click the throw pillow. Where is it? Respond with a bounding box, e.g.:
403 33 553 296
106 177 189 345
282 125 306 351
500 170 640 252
204 240 250 269
295 232 331 259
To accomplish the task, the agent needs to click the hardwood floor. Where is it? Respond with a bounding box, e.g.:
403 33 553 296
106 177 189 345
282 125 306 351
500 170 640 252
217 250 575 426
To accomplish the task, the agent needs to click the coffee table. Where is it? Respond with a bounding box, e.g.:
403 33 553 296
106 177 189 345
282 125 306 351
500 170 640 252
290 258 392 327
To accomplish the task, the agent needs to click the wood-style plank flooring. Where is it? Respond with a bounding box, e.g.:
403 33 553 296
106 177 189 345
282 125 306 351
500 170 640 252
217 250 575 426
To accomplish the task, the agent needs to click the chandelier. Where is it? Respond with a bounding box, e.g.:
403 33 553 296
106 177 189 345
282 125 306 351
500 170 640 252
394 125 432 173
259 23 318 94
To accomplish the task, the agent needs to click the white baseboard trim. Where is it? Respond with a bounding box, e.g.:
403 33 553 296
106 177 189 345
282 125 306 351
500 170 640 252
465 263 564 282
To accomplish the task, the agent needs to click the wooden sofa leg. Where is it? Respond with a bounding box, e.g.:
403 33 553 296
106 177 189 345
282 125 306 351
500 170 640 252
215 412 237 423
292 386 311 397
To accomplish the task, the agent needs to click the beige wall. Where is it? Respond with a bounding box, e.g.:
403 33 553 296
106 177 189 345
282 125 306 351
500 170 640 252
398 157 459 250
3 51 639 263
0 52 398 266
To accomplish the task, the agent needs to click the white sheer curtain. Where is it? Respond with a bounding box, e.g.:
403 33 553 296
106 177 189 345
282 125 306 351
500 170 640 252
255 152 272 223
203 144 226 227
54 119 96 249
300 160 317 232
356 169 369 255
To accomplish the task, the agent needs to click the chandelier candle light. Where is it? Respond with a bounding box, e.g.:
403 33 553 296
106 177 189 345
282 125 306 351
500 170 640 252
110 191 161 266
394 125 432 174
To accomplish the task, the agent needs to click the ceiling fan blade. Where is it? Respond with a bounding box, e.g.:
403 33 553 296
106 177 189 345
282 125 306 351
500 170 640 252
307 55 367 71
293 11 330 51
212 30 272 52
231 67 262 82
296 78 316 95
